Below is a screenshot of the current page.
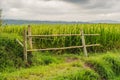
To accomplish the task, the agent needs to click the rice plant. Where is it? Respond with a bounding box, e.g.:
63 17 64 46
0 24 120 52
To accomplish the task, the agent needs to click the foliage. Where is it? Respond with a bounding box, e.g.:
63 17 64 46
31 52 61 66
1 24 120 53
1 52 120 80
103 54 120 75
53 68 99 80
0 24 120 80
85 57 114 79
0 33 23 72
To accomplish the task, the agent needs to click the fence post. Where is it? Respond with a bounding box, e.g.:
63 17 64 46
81 30 88 57
28 25 33 50
23 29 27 63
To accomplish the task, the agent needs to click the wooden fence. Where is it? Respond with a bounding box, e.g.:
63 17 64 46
17 25 100 63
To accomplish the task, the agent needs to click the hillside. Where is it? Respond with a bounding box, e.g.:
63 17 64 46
3 19 120 25
3 19 88 25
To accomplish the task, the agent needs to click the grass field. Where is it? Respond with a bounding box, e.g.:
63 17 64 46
1 52 120 80
0 23 120 80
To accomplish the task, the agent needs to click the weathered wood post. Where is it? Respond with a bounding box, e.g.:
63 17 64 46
28 25 33 50
81 30 88 57
27 25 33 65
23 28 27 63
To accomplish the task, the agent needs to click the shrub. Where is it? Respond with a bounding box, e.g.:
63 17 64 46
0 33 23 72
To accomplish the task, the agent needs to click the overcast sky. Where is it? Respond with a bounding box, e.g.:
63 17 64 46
0 0 120 21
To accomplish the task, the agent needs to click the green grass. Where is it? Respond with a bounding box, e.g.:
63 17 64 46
86 56 114 79
1 24 120 80
103 53 120 75
1 52 120 80
0 33 24 72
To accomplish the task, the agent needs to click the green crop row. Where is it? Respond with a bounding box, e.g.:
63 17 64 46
0 24 120 52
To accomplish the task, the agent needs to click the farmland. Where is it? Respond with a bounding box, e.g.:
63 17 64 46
0 23 120 80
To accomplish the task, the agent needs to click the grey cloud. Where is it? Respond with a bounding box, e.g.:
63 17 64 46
0 0 120 21
62 0 119 10
42 0 90 4
63 0 89 3
84 0 115 9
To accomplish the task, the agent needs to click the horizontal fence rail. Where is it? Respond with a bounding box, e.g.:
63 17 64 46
27 34 100 37
22 25 100 63
27 44 100 52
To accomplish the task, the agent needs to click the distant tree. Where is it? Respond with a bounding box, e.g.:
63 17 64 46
0 9 2 26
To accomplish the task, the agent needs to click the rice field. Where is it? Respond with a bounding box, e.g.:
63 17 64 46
0 24 120 52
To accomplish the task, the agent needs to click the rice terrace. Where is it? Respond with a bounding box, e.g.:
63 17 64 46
1 0 120 80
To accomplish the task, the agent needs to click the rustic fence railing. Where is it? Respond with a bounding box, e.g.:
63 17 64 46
17 25 100 63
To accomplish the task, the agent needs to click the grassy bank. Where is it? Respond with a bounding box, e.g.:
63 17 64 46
0 33 24 72
0 52 120 80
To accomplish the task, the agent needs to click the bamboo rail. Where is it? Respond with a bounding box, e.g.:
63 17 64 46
27 44 100 52
16 39 23 47
27 34 100 37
